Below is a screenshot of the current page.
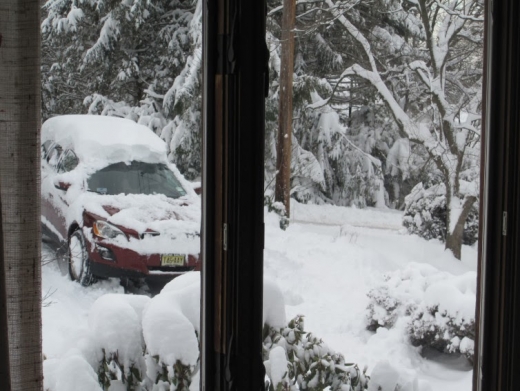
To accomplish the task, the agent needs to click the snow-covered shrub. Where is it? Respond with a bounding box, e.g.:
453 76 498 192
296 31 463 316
407 305 475 362
141 273 200 391
407 274 477 362
265 196 290 230
403 183 479 245
89 294 149 390
365 286 402 331
263 315 369 391
365 263 477 362
46 274 370 391
365 263 438 332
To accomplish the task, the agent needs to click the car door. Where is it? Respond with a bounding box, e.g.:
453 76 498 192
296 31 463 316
41 143 71 242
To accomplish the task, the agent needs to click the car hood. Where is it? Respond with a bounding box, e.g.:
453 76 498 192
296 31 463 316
73 192 201 236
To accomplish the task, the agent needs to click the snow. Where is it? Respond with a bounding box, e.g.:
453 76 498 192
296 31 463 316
142 293 199 367
264 346 288 389
74 193 201 255
88 294 148 368
50 354 103 391
423 273 477 324
263 279 287 328
42 115 168 170
387 138 411 179
264 201 476 390
42 201 477 391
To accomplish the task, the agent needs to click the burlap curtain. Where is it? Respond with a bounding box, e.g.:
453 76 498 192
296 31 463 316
0 0 43 390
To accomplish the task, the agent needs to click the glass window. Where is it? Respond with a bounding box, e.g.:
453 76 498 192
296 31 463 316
41 140 54 159
57 149 79 173
46 143 63 169
87 161 187 198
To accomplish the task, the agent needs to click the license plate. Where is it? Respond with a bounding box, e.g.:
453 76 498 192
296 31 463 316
161 254 186 267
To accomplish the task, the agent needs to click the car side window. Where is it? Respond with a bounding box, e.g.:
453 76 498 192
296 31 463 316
57 149 79 173
41 140 54 160
46 144 63 169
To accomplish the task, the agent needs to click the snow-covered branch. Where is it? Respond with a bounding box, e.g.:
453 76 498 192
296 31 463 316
434 0 484 22
324 0 377 73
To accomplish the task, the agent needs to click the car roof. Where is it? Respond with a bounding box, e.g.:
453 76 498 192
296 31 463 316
42 115 168 168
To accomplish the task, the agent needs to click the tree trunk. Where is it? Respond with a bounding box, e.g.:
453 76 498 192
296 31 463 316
274 0 296 217
445 195 478 260
0 0 43 389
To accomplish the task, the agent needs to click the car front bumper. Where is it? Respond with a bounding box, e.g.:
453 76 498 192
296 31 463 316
85 232 200 279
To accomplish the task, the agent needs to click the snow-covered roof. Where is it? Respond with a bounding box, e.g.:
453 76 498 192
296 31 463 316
42 115 168 167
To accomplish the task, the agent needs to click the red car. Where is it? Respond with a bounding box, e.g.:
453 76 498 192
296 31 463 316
41 115 201 286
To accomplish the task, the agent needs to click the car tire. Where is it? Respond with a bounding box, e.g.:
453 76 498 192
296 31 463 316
68 229 96 286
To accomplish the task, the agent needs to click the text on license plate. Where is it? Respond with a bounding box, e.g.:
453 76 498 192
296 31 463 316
161 254 186 267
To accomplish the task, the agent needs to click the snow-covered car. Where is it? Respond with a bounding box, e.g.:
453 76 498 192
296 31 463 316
41 115 201 286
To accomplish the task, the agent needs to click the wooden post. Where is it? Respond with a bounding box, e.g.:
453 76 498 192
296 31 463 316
275 0 296 217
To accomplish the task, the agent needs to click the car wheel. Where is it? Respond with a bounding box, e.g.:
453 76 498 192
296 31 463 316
68 230 95 286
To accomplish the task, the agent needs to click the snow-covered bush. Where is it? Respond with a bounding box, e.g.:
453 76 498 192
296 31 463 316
407 304 475 362
263 315 369 390
265 196 290 230
365 286 402 331
141 272 200 391
403 183 479 245
46 273 370 391
89 294 149 390
365 263 477 362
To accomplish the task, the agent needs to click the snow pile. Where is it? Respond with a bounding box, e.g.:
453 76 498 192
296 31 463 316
42 115 168 169
263 347 289 389
89 294 150 389
44 353 103 391
141 273 200 388
73 193 201 255
366 263 477 361
263 279 287 328
367 361 433 391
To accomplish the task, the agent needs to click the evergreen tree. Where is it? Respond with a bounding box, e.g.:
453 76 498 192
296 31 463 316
42 0 202 179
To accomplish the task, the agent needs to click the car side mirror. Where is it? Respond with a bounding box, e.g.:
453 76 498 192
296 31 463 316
54 181 71 191
191 182 202 195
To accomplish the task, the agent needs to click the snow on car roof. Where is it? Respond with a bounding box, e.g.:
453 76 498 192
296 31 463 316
42 115 168 167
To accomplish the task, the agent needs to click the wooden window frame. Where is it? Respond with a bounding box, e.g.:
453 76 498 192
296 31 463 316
200 0 520 390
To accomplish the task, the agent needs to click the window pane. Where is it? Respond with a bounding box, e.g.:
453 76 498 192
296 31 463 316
263 1 483 390
57 150 79 173
40 0 202 389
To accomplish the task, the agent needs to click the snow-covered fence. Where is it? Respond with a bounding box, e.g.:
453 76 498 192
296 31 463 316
365 263 477 362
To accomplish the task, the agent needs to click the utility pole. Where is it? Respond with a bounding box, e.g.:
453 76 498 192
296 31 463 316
275 0 296 218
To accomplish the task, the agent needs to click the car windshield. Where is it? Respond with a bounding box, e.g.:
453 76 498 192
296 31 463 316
87 161 187 198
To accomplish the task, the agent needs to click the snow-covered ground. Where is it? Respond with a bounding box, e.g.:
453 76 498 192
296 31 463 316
42 201 477 390
265 201 477 390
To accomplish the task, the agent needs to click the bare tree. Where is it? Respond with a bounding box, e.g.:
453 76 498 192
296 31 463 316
320 0 483 259
0 0 43 389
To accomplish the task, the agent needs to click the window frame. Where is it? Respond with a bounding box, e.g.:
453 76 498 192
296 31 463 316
6 0 520 390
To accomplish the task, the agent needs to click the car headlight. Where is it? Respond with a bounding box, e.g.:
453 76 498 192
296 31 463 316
93 221 126 239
